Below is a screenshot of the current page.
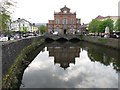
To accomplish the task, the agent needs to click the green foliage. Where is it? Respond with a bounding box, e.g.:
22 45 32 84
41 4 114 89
38 25 46 34
0 0 15 32
88 19 98 33
0 13 10 32
88 18 114 33
98 38 108 44
102 19 114 32
115 18 120 31
88 19 103 33
20 26 28 33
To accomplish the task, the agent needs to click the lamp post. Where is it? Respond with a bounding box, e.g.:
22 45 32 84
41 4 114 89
8 19 11 40
18 18 21 38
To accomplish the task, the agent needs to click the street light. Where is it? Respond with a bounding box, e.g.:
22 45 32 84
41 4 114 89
7 19 11 40
18 18 21 38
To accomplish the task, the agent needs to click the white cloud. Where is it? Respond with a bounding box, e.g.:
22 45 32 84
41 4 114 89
12 0 119 23
21 49 118 88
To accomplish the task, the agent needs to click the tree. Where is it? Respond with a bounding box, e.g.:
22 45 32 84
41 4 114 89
101 19 114 32
38 25 46 34
0 0 15 33
88 18 114 35
0 13 10 32
21 27 28 33
88 19 102 35
88 19 98 33
115 18 120 31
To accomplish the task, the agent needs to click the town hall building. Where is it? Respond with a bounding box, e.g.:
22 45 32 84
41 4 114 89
46 5 81 34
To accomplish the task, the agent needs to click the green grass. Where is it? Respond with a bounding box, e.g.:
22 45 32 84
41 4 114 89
98 38 108 44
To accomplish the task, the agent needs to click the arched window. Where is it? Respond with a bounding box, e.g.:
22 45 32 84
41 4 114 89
63 18 67 24
71 19 74 24
56 19 59 24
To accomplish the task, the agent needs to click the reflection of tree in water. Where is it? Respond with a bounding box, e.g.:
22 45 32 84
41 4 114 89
88 49 111 66
112 56 120 71
46 41 120 71
87 47 120 71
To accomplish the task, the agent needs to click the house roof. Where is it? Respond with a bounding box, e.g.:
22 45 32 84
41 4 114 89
12 18 33 25
95 15 105 19
96 15 119 19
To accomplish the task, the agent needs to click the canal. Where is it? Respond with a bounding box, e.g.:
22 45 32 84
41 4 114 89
20 41 120 88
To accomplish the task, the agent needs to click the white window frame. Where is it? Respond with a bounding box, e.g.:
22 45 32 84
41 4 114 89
71 19 74 24
63 18 67 24
56 19 59 24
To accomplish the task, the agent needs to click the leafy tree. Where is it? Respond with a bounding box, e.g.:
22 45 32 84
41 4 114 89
88 18 114 34
0 0 15 33
0 13 10 32
115 18 120 31
21 27 28 33
101 19 114 32
88 19 102 35
38 25 46 34
88 19 98 33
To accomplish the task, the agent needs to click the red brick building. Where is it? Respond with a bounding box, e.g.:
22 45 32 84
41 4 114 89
46 5 81 34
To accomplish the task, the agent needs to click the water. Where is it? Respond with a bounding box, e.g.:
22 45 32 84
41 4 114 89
20 41 119 88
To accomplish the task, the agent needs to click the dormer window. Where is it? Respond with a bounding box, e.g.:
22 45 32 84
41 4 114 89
64 10 67 13
60 5 70 13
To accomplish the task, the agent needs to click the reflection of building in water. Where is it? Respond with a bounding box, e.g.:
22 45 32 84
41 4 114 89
47 46 80 69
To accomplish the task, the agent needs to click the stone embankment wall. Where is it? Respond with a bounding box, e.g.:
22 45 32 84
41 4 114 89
83 36 120 50
1 36 44 76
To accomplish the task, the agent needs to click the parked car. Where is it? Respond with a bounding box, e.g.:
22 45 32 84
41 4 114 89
14 34 20 39
53 31 58 35
110 32 120 38
0 37 8 41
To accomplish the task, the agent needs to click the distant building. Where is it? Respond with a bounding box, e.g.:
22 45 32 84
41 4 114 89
46 5 81 35
80 23 89 34
95 15 119 25
11 18 38 33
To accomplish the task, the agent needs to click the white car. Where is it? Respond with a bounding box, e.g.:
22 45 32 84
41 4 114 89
0 37 8 41
53 31 58 35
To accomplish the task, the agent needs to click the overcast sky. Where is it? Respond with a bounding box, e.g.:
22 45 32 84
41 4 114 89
1 0 120 23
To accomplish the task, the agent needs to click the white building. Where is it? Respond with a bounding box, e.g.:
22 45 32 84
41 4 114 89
11 18 32 32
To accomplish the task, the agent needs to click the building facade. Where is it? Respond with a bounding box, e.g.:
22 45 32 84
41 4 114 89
47 5 81 35
11 18 38 33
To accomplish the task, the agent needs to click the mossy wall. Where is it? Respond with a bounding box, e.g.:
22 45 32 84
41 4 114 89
2 36 44 76
2 39 45 89
83 36 120 50
1 36 45 89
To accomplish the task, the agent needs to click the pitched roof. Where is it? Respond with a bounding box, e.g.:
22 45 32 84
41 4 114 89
95 15 105 19
96 15 119 19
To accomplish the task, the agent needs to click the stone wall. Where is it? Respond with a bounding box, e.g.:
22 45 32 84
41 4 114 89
0 43 2 89
83 36 120 50
1 36 44 76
